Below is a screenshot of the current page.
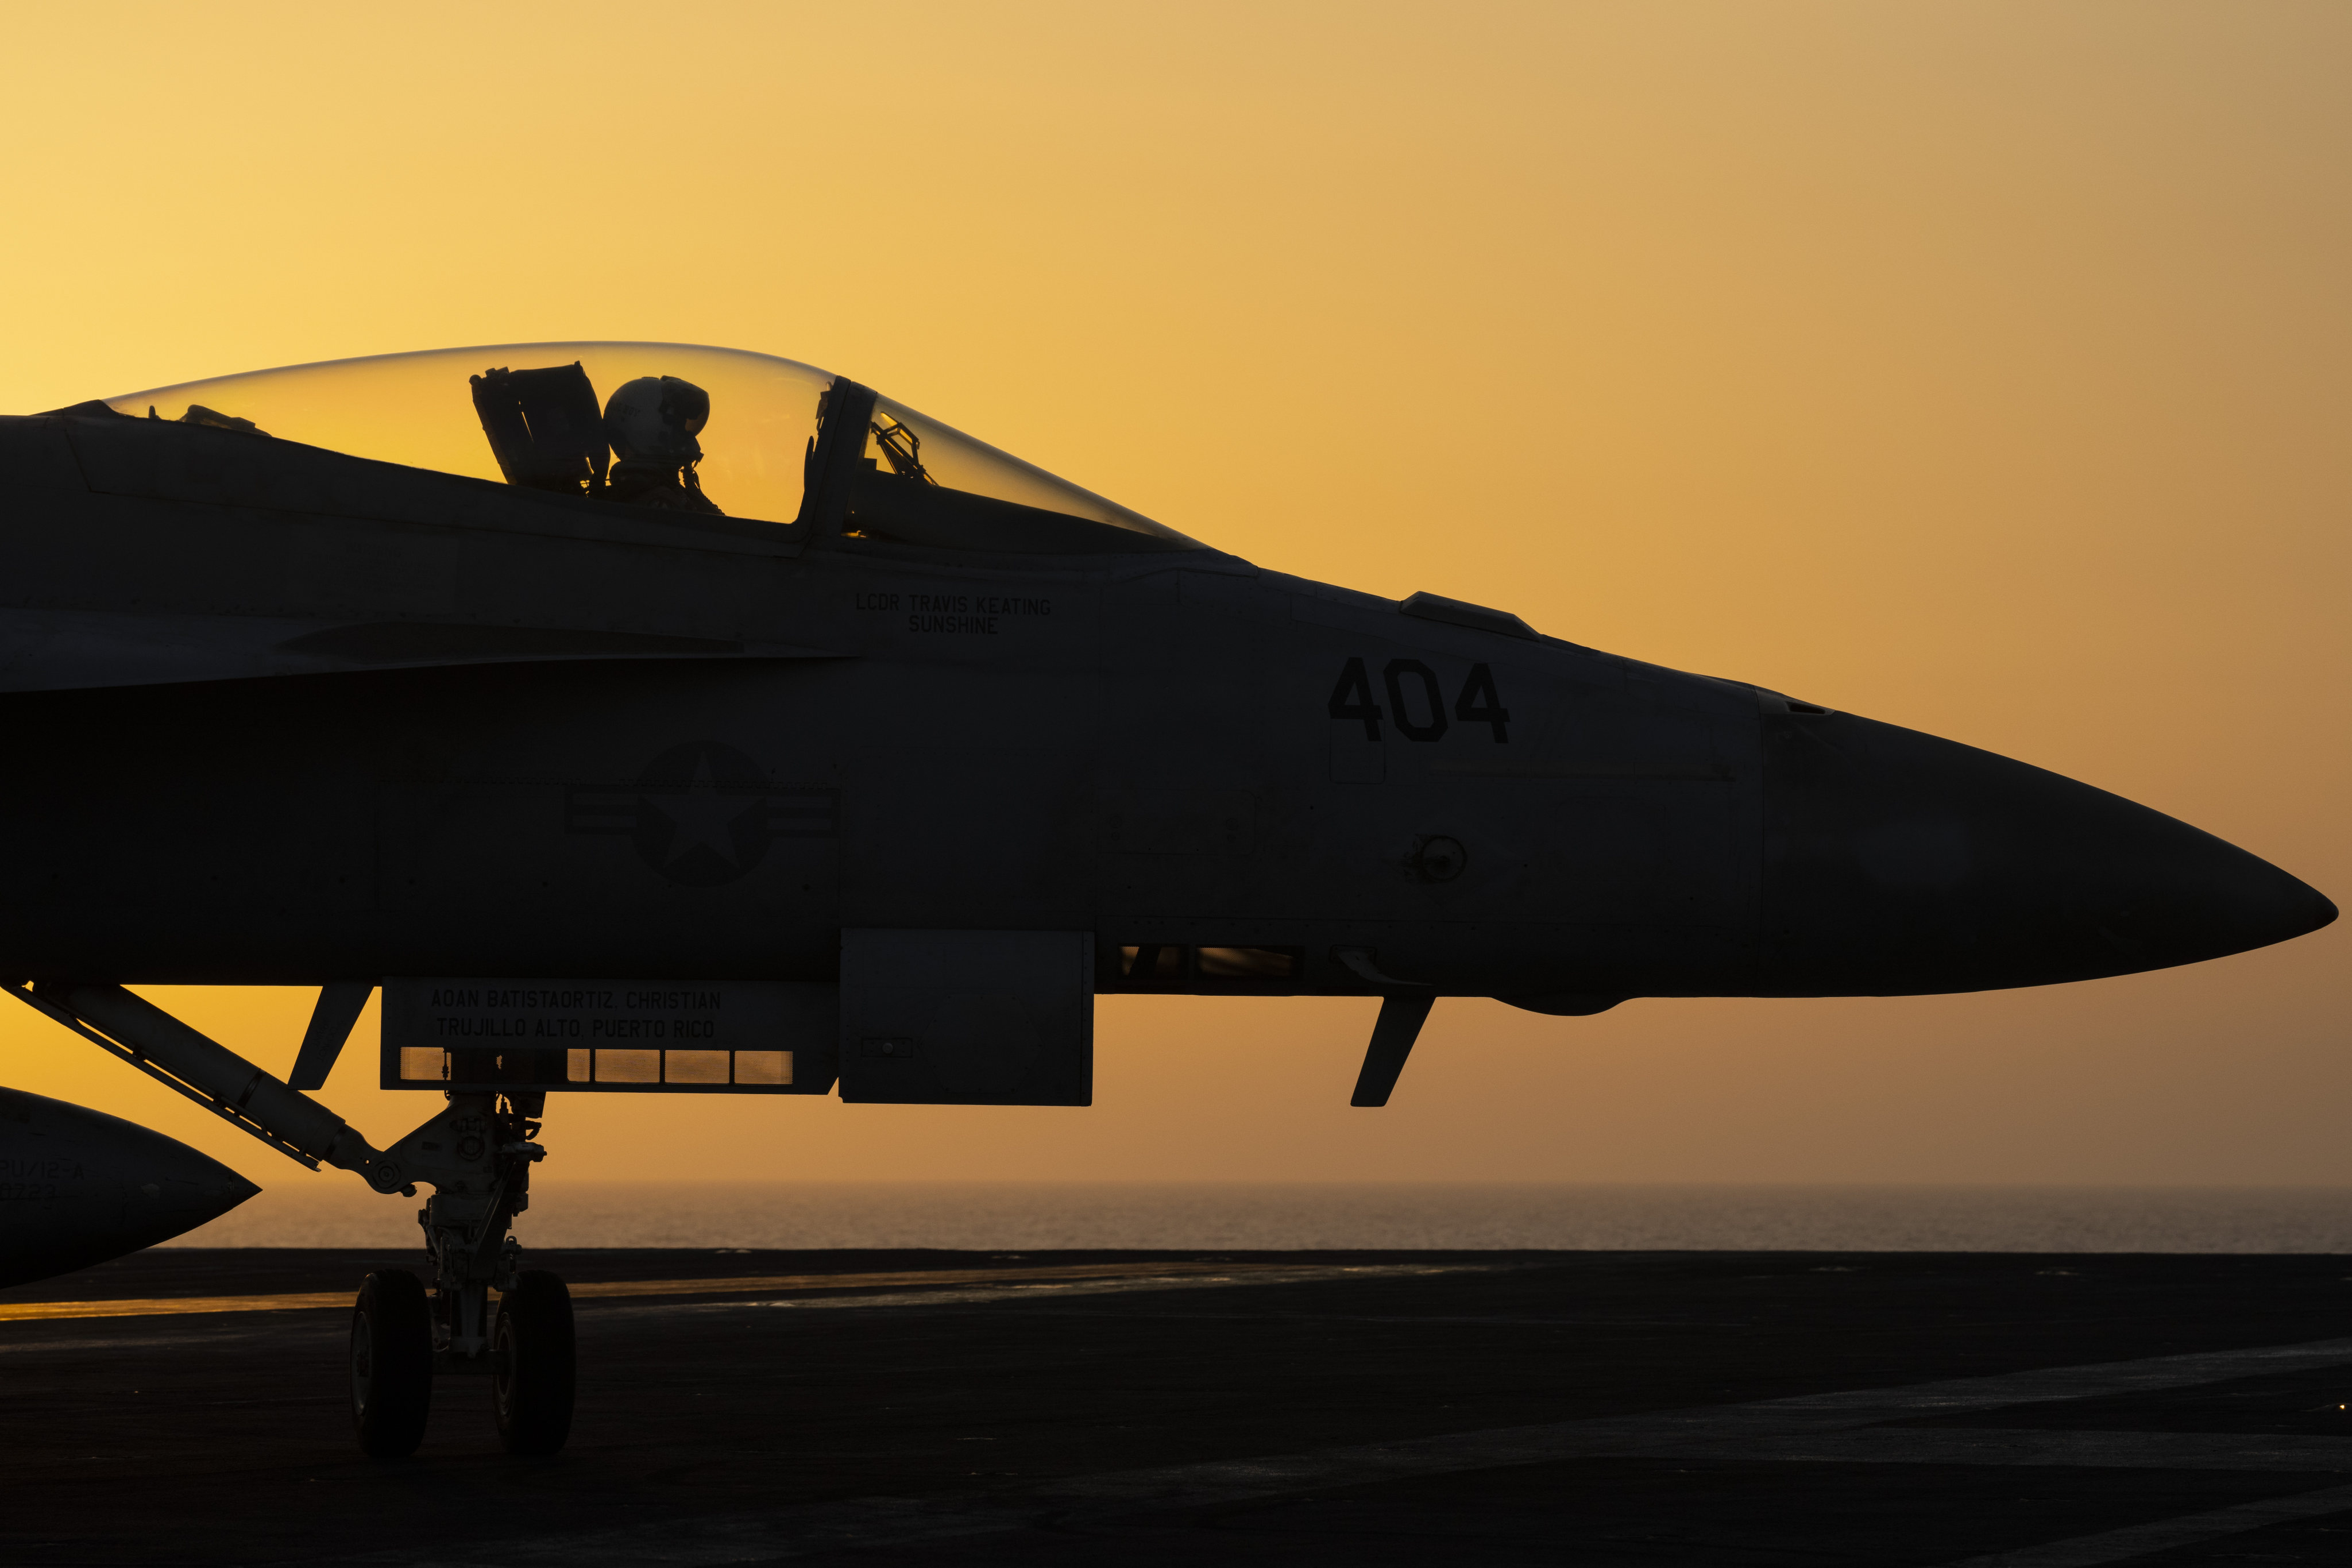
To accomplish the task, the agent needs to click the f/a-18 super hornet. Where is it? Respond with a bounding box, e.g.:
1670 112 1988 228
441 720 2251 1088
0 342 2332 1457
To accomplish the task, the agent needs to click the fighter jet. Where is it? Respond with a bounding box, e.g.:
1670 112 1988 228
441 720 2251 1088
0 342 2331 1458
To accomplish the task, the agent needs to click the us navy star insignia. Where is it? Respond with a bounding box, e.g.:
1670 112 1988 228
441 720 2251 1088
642 753 757 874
563 740 839 887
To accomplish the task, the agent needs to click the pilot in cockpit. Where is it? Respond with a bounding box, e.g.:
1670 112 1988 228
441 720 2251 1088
469 363 723 515
603 376 721 515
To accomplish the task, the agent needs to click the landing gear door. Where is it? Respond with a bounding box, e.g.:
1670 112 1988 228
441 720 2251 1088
838 930 1092 1106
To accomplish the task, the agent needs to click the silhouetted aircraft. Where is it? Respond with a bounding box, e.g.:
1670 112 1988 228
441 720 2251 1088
1 343 2332 1457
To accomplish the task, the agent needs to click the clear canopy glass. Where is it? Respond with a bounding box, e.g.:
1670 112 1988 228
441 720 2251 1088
102 341 1192 549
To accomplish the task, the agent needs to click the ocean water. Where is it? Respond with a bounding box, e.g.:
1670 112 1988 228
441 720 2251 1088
161 1181 2352 1254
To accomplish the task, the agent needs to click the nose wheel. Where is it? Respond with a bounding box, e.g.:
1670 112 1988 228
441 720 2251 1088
492 1270 576 1455
352 1270 434 1458
348 1267 577 1457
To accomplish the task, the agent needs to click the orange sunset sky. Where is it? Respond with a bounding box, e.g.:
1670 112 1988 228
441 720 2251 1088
1 3 2344 1191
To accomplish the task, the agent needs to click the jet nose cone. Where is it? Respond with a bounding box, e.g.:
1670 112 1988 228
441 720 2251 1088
1762 712 2335 995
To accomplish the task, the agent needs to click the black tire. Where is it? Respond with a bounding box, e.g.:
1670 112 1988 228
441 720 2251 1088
352 1270 433 1459
492 1269 575 1455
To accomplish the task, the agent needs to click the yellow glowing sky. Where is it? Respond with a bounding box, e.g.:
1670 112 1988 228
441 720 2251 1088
1 3 2344 1188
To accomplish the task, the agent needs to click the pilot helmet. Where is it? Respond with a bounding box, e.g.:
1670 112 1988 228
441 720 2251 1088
604 376 710 465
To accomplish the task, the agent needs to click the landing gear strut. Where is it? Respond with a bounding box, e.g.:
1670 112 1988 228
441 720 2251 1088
350 1088 573 1457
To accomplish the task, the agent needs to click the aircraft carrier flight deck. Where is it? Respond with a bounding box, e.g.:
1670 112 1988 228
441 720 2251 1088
6 1246 2350 1566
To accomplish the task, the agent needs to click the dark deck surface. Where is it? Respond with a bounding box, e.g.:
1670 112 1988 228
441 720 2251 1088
5 1248 2351 1565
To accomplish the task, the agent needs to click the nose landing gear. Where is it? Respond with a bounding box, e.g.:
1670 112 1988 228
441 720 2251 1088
349 1090 574 1458
10 984 582 1459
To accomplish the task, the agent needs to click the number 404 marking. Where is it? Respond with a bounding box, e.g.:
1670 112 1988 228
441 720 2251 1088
1328 657 1509 743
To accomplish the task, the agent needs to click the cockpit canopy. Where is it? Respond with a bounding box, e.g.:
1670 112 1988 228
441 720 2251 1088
101 342 1198 554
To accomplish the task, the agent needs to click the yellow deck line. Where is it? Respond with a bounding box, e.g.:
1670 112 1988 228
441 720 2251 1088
0 1290 354 1321
0 1259 1284 1323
